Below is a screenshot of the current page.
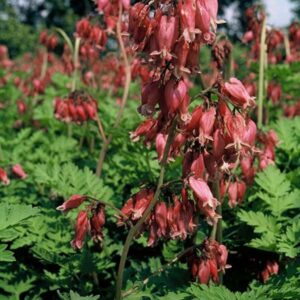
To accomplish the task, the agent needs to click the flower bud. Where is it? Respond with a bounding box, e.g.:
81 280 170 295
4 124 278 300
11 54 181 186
0 168 10 185
189 176 218 208
12 164 27 179
224 78 256 109
71 211 90 250
56 195 87 212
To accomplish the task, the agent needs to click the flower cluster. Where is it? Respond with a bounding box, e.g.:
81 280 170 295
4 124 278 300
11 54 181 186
188 239 229 284
56 195 106 249
129 0 219 76
261 260 279 283
39 31 58 51
288 22 300 62
76 18 107 51
118 188 196 246
243 6 300 64
124 2 277 278
54 91 98 124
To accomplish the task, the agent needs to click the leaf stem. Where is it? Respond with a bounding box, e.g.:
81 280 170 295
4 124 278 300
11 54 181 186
258 16 267 128
115 117 178 300
210 175 223 284
95 4 131 177
71 37 81 92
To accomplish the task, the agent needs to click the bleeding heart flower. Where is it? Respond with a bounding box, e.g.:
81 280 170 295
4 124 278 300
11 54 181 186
189 176 218 208
0 168 10 185
71 211 90 250
224 78 256 109
57 195 87 212
12 164 27 179
156 133 167 162
90 204 106 242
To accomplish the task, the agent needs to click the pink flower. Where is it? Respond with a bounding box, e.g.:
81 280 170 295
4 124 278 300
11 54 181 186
195 1 211 34
174 39 190 73
164 79 189 120
179 0 197 42
224 112 246 146
199 0 218 22
197 260 211 284
156 133 167 162
217 244 229 272
189 176 218 208
155 202 168 237
155 15 179 60
187 41 200 72
147 216 159 247
267 83 282 104
17 100 27 115
97 0 110 12
0 168 10 185
228 181 246 208
171 133 186 158
241 155 255 184
191 154 205 178
213 129 225 160
132 189 154 220
76 18 91 39
199 107 216 143
138 81 161 116
12 164 27 179
224 78 256 109
261 261 279 283
184 105 203 133
121 0 130 10
82 102 97 120
130 119 157 142
242 119 257 146
56 195 87 212
71 211 90 250
243 31 254 43
90 204 105 242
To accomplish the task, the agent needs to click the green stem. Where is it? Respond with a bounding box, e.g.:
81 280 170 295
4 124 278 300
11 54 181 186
71 37 81 92
283 32 291 58
55 27 74 54
210 177 223 284
95 5 131 177
115 117 178 300
257 17 267 128
40 50 48 80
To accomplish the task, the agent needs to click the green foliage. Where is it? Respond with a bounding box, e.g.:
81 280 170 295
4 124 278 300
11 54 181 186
238 166 300 257
0 18 38 58
274 117 300 186
33 162 113 200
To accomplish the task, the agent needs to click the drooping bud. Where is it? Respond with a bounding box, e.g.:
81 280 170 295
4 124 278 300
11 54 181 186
0 168 10 185
156 133 167 162
71 211 90 250
90 204 105 242
11 164 27 179
224 78 256 109
189 176 218 208
56 195 87 212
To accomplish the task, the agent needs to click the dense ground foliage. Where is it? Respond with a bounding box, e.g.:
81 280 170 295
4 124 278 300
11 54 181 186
0 1 299 300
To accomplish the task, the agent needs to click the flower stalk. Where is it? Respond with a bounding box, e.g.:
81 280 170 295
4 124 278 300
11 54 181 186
257 16 267 128
96 4 131 177
115 117 178 300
